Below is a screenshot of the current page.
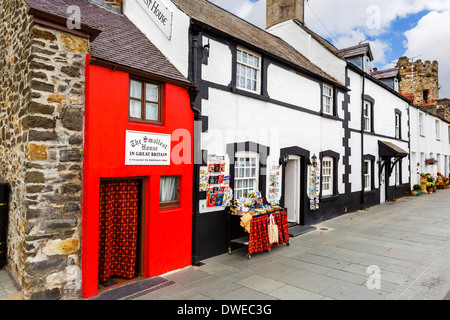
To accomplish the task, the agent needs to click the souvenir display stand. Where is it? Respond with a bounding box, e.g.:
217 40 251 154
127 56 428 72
199 155 233 211
228 195 290 259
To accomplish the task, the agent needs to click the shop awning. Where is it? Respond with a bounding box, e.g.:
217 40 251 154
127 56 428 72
378 141 408 158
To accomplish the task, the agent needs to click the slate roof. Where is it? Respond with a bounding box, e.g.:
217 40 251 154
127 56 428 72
371 68 400 81
379 141 408 158
24 0 191 86
172 0 345 88
336 43 374 61
292 20 341 57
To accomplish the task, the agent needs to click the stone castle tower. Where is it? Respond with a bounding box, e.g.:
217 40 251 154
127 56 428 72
396 56 439 106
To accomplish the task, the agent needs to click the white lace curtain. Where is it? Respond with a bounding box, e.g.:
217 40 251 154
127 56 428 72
160 176 178 202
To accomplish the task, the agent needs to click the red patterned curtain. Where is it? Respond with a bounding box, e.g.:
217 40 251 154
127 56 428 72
248 211 290 255
98 179 139 283
248 215 270 255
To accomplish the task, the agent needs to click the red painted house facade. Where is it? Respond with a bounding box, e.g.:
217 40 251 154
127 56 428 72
82 56 194 298
27 0 196 299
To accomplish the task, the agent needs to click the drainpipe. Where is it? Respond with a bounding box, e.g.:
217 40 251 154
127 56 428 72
189 33 201 120
190 29 202 266
361 72 366 207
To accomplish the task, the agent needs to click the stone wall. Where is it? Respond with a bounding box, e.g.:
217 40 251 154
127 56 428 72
0 0 35 294
397 56 439 106
1 0 87 300
437 98 450 122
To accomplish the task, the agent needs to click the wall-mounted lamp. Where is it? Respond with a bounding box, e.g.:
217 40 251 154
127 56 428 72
202 40 210 64
203 42 210 55
279 154 289 166
311 154 318 167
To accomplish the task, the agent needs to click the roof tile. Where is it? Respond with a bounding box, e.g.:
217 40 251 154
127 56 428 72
24 0 190 85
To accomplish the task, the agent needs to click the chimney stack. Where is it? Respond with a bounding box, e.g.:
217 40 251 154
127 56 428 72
266 0 305 29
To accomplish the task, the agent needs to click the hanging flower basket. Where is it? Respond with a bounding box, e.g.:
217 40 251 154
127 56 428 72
425 158 438 166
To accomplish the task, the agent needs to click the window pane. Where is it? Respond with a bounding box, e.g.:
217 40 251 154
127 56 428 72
237 50 242 62
242 52 247 64
145 102 159 121
239 76 245 88
160 176 179 202
146 83 159 102
130 80 142 99
237 65 242 76
130 99 141 118
248 55 253 67
254 56 259 68
247 67 252 78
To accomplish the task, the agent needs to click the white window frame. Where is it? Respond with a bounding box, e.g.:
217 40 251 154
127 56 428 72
395 113 400 139
364 160 371 191
234 152 259 199
395 163 400 186
436 119 441 140
363 100 371 132
364 55 371 73
236 47 261 94
323 84 333 115
420 153 425 173
419 112 425 136
321 157 333 196
437 154 441 172
448 126 450 144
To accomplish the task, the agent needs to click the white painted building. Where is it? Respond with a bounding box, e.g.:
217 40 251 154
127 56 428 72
410 106 450 186
122 0 435 262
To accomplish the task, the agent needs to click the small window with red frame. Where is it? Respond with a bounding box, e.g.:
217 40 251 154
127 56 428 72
129 79 162 125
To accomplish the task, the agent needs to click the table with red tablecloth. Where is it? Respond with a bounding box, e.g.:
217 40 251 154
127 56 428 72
229 210 290 258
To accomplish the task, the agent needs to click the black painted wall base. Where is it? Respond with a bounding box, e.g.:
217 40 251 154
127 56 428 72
191 184 411 263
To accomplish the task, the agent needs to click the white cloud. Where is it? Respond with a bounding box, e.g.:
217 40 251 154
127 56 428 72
305 0 450 37
402 10 450 98
209 0 266 28
208 0 450 97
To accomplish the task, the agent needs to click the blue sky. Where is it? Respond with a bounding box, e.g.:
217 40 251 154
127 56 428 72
209 0 450 98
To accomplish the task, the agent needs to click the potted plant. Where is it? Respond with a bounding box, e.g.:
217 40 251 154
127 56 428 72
420 174 428 194
426 182 434 193
412 184 421 196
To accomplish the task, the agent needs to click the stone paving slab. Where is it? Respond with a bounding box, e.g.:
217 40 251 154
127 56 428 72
0 269 22 300
131 190 450 300
2 190 447 301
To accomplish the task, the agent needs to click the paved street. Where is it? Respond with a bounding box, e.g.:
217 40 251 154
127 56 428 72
4 189 449 301
126 189 450 300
